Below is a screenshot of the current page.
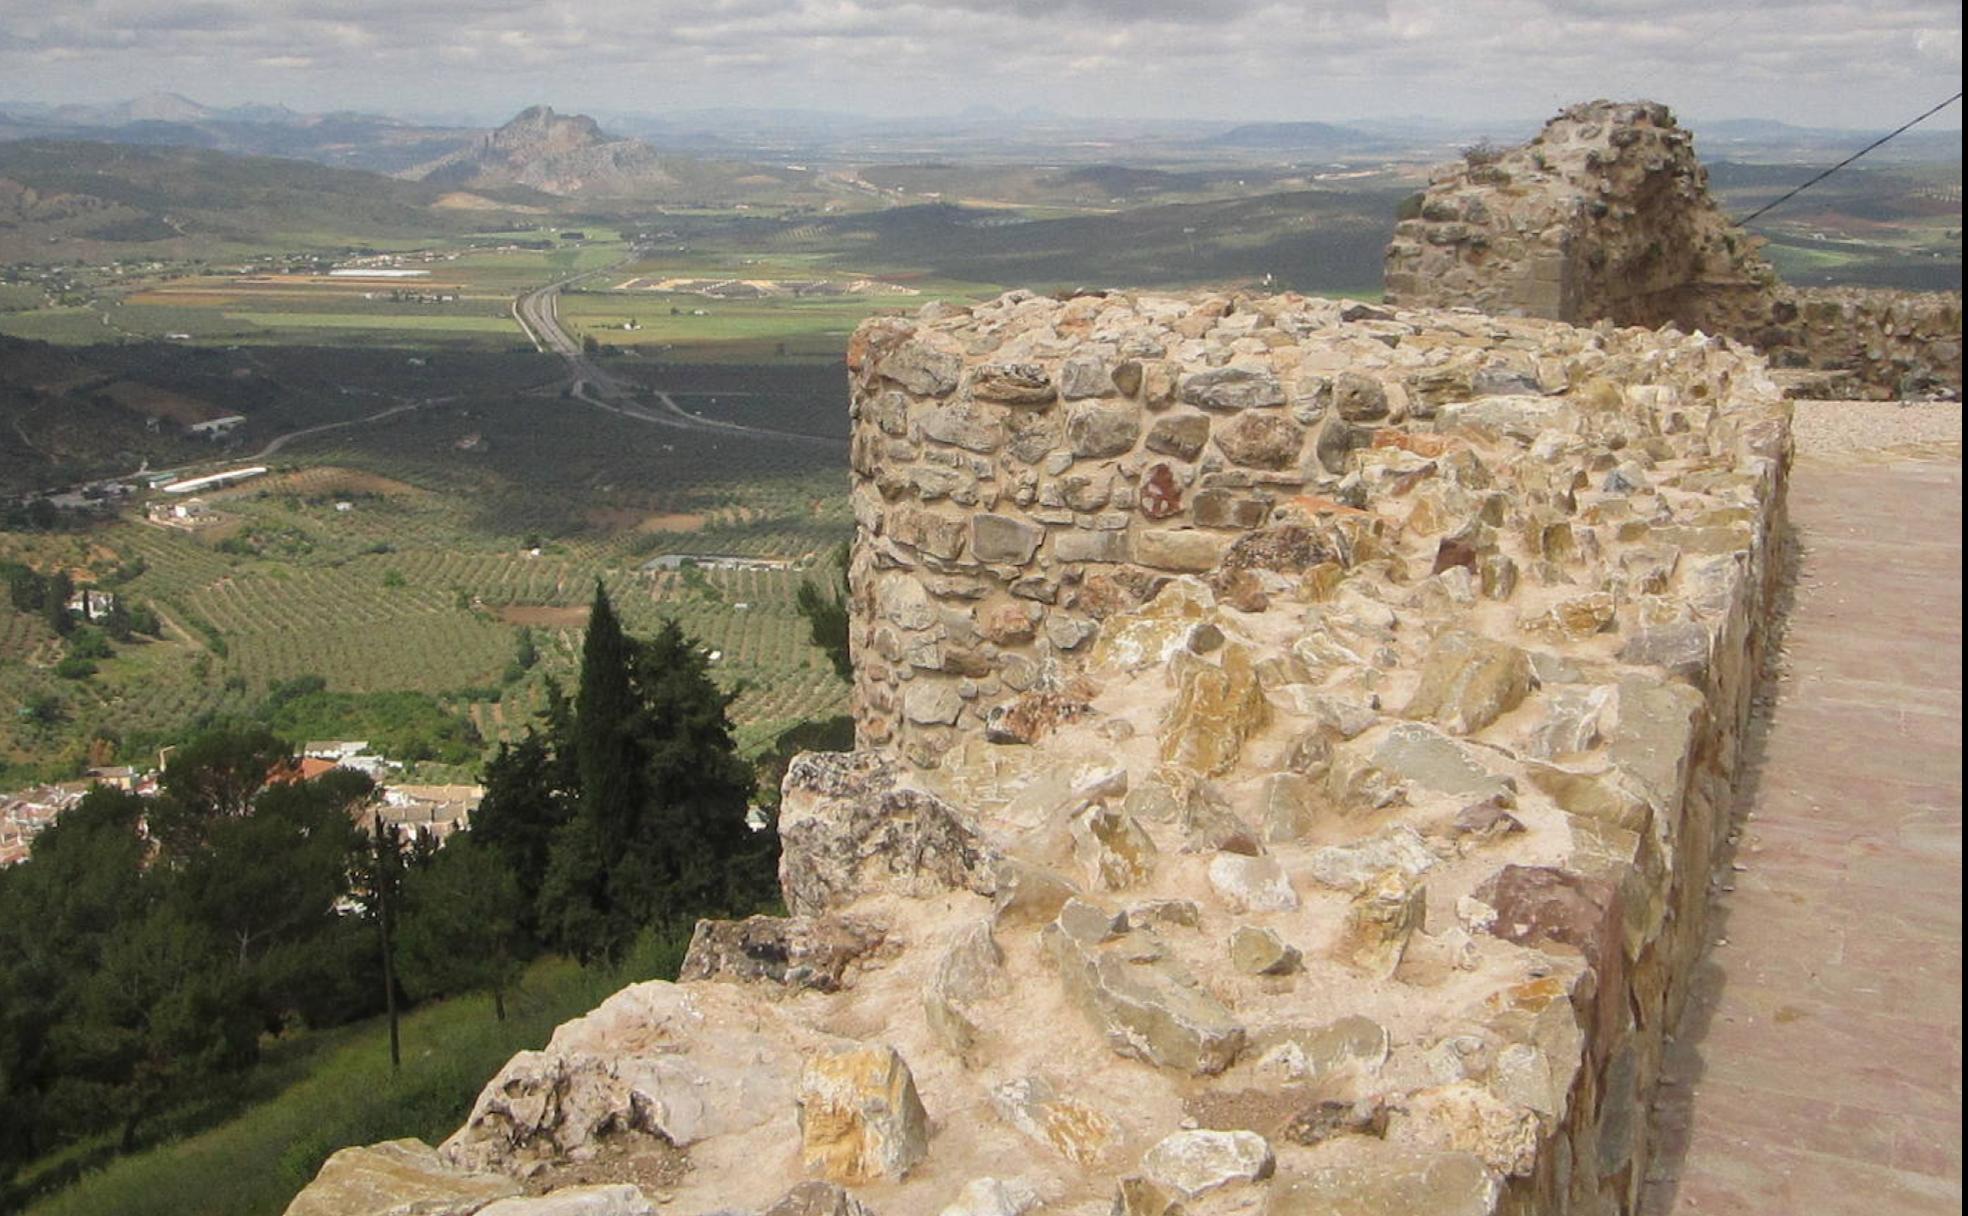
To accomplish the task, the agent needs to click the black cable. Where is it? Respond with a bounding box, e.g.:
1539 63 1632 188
1735 91 1963 226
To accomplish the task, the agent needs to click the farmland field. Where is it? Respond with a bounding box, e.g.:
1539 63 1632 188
0 348 853 784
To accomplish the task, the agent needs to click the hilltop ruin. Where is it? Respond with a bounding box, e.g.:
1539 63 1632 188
1384 99 1961 401
291 276 1791 1213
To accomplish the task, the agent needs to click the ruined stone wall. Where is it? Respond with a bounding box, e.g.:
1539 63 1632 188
1385 99 1962 399
286 291 1792 1216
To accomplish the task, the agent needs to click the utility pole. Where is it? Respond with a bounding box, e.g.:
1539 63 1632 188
374 813 401 1071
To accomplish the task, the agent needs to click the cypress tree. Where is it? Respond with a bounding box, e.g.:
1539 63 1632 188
574 582 641 869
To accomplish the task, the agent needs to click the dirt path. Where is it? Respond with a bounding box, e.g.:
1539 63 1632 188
1642 436 1962 1214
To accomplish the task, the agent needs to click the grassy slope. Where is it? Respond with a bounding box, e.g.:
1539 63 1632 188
20 950 677 1216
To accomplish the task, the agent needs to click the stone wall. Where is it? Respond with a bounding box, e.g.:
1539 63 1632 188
1384 99 1962 399
286 291 1791 1216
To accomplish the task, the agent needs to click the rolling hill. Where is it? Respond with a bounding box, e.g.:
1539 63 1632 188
0 140 549 260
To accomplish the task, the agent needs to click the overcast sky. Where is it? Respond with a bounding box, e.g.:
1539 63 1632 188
1 0 1960 130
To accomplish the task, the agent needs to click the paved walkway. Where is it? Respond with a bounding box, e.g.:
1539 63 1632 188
1643 449 1963 1214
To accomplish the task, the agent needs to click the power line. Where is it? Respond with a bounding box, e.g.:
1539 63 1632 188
1735 90 1963 226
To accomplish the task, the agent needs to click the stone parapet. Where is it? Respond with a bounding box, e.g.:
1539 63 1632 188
288 290 1792 1215
1385 98 1961 400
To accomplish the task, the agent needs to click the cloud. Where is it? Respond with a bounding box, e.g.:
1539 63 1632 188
0 0 1957 127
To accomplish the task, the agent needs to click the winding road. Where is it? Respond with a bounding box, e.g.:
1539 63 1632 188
515 262 846 450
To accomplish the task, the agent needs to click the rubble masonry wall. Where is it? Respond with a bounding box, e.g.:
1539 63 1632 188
1383 99 1962 400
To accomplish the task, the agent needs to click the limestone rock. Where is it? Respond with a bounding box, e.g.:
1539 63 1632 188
1072 804 1159 890
680 915 886 992
1043 910 1246 1075
991 1074 1120 1166
1402 630 1533 735
478 1186 655 1216
991 857 1081 927
1213 412 1306 469
1161 644 1270 776
1306 825 1438 893
1394 1082 1541 1178
1251 1015 1391 1084
442 983 800 1173
1179 365 1286 410
1068 402 1142 458
1335 870 1426 978
1207 853 1299 913
937 1178 1042 1216
972 513 1045 564
779 753 997 916
798 1044 931 1184
1137 528 1232 574
923 919 1007 1060
1139 1129 1276 1198
881 340 963 397
284 1139 520 1216
970 362 1056 404
1146 412 1211 460
762 1181 875 1216
1230 924 1302 975
1265 1147 1501 1216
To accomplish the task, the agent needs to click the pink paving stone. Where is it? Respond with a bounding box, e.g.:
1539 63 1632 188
1642 453 1964 1214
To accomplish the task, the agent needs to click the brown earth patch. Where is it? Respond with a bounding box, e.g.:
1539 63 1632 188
100 380 225 425
248 467 423 499
584 507 710 534
496 604 590 628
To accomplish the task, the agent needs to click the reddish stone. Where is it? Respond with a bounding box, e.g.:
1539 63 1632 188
1432 536 1480 575
1140 462 1184 520
1475 864 1625 1051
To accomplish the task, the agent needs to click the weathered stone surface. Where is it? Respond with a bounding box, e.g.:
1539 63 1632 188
284 1139 521 1216
1068 402 1142 458
990 857 1079 927
1207 853 1299 912
991 1074 1119 1165
1231 924 1302 975
1403 629 1533 735
1146 412 1212 460
1332 372 1390 421
1072 804 1159 890
1251 1016 1391 1084
761 1182 874 1216
920 401 1007 453
1136 528 1231 573
971 513 1044 564
1347 724 1517 804
1306 825 1438 893
1265 1147 1501 1215
1161 645 1269 775
881 340 963 396
1335 870 1426 978
478 1187 655 1216
798 1045 931 1184
1213 412 1306 469
1179 365 1286 410
936 1178 1041 1216
1394 1082 1541 1177
1044 911 1246 1075
779 753 996 916
970 362 1056 404
1139 1129 1275 1198
680 915 885 992
442 983 798 1173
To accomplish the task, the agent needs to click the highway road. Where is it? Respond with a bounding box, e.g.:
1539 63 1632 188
514 263 845 450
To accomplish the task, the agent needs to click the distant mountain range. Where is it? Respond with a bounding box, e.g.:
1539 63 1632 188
0 94 1955 199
